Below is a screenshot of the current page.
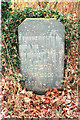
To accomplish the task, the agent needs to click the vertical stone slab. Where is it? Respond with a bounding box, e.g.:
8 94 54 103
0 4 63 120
18 18 65 93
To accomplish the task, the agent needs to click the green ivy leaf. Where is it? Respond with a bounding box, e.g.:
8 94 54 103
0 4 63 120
18 73 22 78
55 109 59 114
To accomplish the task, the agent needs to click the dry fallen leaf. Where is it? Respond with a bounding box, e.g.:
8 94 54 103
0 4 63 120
24 97 31 103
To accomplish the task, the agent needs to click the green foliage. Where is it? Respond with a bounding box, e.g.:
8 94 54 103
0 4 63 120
1 1 79 74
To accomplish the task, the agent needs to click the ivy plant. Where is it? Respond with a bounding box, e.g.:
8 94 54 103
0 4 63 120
1 1 79 76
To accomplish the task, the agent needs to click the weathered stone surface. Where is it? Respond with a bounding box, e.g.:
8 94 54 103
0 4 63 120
18 18 65 93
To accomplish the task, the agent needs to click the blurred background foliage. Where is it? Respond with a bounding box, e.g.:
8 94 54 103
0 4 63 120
10 0 79 18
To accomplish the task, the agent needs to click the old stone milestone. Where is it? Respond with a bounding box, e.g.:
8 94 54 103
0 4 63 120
18 18 65 94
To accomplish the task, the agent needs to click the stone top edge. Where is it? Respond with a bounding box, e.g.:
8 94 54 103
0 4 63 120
18 18 65 28
22 18 57 21
23 18 57 19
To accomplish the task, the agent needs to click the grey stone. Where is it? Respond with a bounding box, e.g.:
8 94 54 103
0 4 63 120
18 18 65 93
